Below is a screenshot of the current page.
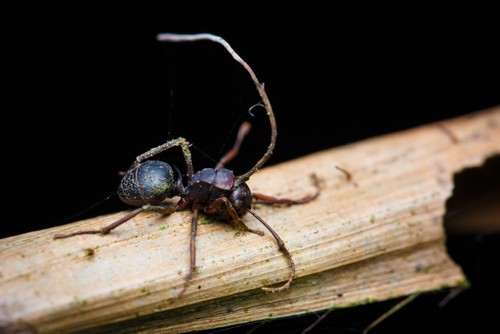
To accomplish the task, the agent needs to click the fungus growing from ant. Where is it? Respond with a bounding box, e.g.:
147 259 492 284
54 33 320 297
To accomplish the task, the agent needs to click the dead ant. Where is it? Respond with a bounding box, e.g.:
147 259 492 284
54 33 320 296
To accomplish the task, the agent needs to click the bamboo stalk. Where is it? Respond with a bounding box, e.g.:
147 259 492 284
1 106 499 333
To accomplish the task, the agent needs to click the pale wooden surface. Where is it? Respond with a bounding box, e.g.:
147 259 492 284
1 106 499 333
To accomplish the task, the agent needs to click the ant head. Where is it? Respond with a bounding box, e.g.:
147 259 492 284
118 160 180 206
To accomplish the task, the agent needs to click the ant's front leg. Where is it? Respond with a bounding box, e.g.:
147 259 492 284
252 174 321 206
53 203 183 239
205 197 294 292
205 197 264 236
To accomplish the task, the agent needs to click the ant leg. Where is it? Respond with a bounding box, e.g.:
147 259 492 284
248 209 295 292
131 137 194 181
176 203 200 298
215 122 252 169
53 202 184 239
252 174 321 206
205 197 293 291
53 208 144 239
205 197 264 236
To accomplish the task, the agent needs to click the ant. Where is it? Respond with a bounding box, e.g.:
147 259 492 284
54 33 320 297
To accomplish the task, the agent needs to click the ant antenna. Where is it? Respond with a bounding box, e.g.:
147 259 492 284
156 33 277 185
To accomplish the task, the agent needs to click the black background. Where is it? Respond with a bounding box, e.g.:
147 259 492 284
3 5 499 334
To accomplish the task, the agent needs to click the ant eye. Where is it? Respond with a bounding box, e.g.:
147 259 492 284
118 161 176 206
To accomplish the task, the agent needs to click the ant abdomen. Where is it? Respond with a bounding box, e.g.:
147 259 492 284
118 160 177 206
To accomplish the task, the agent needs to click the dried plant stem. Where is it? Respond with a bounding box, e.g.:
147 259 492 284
1 106 498 333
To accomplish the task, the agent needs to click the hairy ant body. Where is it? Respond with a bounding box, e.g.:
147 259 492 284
54 33 320 296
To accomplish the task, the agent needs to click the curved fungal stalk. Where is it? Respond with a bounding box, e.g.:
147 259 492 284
156 33 277 184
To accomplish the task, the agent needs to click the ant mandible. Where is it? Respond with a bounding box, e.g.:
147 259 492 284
54 33 320 296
